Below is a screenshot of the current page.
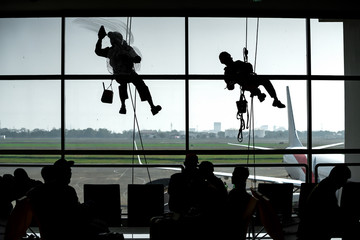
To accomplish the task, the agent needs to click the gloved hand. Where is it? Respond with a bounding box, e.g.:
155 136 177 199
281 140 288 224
133 56 141 63
98 25 107 39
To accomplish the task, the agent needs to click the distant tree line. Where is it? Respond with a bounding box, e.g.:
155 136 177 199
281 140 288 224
0 127 344 140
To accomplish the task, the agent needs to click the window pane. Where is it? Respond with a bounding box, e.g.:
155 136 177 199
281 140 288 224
66 17 185 74
312 80 344 148
65 80 185 150
311 19 344 75
0 80 61 150
189 80 306 150
0 18 61 75
189 18 306 75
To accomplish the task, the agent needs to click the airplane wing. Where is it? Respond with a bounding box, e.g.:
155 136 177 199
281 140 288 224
312 142 344 149
213 170 302 186
227 142 302 186
227 142 273 150
136 141 302 187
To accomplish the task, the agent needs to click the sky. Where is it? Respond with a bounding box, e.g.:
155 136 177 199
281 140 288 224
0 17 344 133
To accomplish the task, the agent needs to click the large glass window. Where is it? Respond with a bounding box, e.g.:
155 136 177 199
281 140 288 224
189 18 306 75
65 17 185 75
65 79 185 150
0 80 61 149
0 17 348 170
0 18 61 75
311 19 344 75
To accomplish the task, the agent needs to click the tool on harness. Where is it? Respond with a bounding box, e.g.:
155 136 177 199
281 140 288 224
101 80 114 104
243 47 249 63
236 91 249 142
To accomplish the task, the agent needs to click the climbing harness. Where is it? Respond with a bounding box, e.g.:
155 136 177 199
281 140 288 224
236 91 248 142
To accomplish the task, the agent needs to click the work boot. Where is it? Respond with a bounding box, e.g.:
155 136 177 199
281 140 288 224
119 105 126 114
258 93 266 102
272 99 286 108
151 105 162 115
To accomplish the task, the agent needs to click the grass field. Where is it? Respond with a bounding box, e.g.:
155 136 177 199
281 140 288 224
0 136 307 164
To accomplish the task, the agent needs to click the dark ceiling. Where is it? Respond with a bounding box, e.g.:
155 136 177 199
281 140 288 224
1 0 359 18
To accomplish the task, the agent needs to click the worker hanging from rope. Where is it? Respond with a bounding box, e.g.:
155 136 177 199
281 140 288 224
95 25 162 115
219 51 286 109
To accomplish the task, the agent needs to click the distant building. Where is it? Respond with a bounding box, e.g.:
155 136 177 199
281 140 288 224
254 129 265 138
214 122 221 133
225 129 238 138
260 125 269 130
273 126 286 131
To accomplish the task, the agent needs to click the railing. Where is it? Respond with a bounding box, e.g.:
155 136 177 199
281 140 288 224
315 162 360 183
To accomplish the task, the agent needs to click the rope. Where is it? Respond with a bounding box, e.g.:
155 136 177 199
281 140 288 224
125 17 152 184
128 84 152 184
243 18 249 63
246 97 257 188
253 18 260 73
126 17 132 43
242 18 259 188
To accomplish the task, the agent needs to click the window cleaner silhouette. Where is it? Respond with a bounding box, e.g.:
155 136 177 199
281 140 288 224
219 51 285 108
95 25 162 115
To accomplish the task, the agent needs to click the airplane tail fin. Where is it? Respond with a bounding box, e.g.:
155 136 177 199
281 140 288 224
287 86 303 148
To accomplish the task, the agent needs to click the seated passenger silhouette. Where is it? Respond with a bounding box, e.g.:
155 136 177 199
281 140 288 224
0 174 15 220
5 159 109 240
198 161 228 240
226 166 252 239
219 51 285 108
26 160 88 240
168 154 203 217
166 154 206 239
198 161 228 217
13 168 42 200
297 165 351 240
95 25 162 115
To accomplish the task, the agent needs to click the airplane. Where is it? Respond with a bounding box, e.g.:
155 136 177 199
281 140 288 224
137 86 344 187
227 86 344 185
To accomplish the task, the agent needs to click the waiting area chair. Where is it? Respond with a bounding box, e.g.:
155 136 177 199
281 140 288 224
83 184 122 227
297 183 316 220
257 183 294 220
127 184 164 227
339 181 360 239
251 189 284 240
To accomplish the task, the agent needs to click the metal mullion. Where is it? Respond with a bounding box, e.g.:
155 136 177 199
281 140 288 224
61 17 65 159
306 18 313 183
185 17 190 152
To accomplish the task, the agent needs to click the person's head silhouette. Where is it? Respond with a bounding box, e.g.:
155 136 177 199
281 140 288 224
232 166 249 188
184 154 199 170
219 51 233 65
107 32 124 47
53 158 74 185
14 168 30 182
328 165 351 189
199 161 214 179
